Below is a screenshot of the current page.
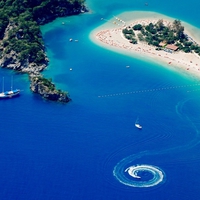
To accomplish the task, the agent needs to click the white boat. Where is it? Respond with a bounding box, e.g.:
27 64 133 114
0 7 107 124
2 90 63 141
0 77 20 98
135 117 142 129
135 123 142 129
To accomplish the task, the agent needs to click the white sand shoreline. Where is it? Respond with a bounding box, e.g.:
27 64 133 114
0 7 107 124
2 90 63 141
90 11 200 79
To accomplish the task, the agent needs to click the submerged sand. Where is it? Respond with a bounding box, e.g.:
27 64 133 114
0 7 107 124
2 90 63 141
90 11 200 79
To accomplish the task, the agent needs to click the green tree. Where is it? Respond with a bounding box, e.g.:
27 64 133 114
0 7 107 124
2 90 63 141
156 19 164 31
133 24 143 30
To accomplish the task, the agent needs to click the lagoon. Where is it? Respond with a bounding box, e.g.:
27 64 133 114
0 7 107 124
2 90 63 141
0 0 200 199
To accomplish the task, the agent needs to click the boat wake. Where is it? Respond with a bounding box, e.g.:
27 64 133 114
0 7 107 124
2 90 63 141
113 97 200 188
113 153 165 188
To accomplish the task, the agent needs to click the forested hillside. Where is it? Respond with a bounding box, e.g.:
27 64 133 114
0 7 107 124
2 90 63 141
0 0 86 102
0 0 85 66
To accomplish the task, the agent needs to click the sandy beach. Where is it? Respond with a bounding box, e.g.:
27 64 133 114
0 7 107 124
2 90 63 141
90 11 200 79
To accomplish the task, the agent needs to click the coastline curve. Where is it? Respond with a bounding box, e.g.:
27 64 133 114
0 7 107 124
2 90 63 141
90 11 200 79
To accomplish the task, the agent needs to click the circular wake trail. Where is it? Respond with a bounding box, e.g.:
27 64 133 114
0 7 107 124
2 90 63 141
113 97 200 188
113 151 166 188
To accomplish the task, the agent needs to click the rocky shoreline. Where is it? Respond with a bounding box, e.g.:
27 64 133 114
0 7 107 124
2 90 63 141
36 5 88 25
30 75 71 103
0 3 88 103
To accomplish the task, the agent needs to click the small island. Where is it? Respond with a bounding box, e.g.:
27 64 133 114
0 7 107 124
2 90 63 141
92 11 200 78
30 75 71 102
0 0 87 103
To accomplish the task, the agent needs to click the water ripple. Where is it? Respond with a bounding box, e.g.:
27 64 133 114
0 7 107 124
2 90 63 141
114 163 165 187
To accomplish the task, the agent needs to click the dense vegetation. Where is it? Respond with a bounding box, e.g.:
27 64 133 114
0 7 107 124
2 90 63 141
0 0 85 65
122 19 200 55
30 76 71 102
0 0 86 102
35 76 68 95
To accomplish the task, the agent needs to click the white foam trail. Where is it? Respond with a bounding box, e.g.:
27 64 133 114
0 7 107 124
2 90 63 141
113 97 200 188
114 161 165 187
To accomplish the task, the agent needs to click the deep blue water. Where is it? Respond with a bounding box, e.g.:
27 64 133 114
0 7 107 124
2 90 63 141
1 0 200 199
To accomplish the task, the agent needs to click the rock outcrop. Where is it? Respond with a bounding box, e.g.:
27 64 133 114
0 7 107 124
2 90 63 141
0 21 48 73
30 75 71 103
0 50 48 74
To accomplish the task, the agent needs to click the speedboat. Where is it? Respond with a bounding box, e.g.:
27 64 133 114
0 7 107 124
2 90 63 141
135 123 142 129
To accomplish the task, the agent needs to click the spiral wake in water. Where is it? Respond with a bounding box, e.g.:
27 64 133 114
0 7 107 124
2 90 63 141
113 155 165 188
113 97 200 188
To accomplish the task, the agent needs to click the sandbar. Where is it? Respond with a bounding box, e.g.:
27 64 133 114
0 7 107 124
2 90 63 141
90 11 200 79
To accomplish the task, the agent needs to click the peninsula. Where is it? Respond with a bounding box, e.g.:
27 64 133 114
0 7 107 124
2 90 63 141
0 0 87 102
91 11 200 79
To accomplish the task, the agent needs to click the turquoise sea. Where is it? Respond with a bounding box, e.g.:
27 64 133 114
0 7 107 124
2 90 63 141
1 0 200 199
